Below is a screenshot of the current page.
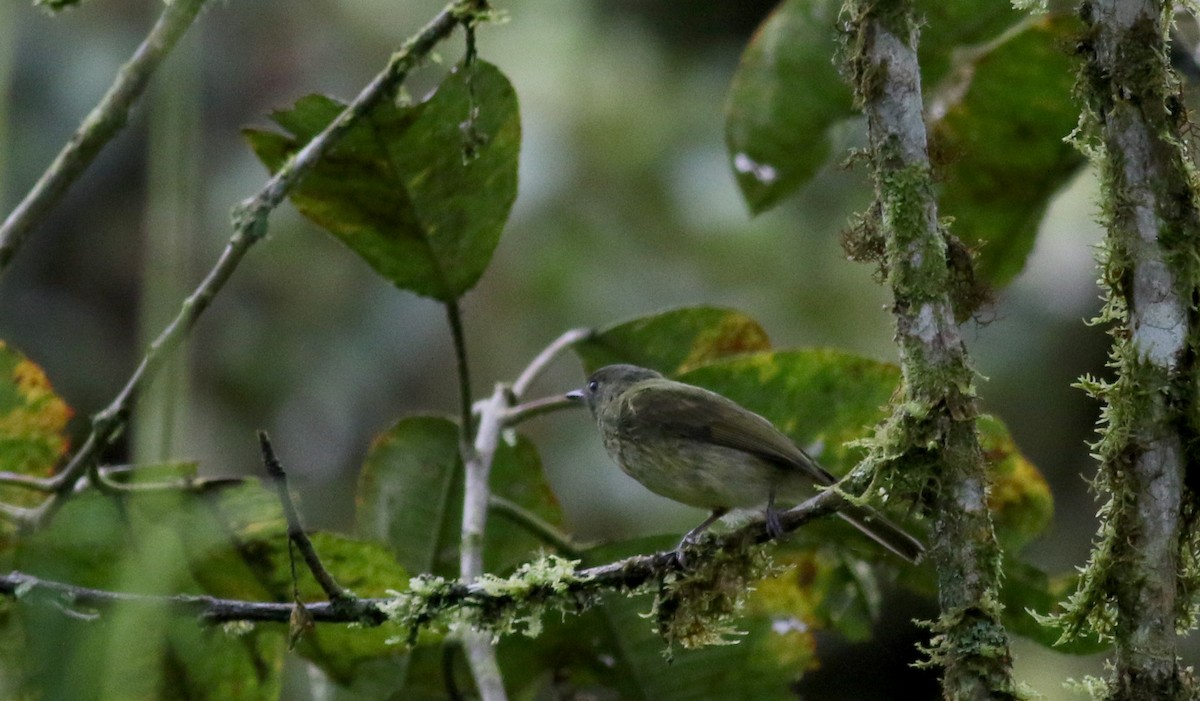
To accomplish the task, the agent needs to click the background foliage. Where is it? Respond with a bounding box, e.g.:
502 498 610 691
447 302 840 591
0 0 1179 699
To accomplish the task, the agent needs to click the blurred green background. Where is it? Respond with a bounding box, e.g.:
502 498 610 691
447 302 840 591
0 0 1123 697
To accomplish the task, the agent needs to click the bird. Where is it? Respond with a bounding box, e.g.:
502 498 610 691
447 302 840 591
567 363 924 563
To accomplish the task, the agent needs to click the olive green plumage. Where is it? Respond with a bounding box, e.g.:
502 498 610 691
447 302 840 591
569 364 924 563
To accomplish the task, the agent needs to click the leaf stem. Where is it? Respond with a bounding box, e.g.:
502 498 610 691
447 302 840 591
445 300 474 439
488 494 588 557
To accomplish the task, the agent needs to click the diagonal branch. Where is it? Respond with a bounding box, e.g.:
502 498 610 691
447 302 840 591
0 0 208 275
511 327 592 398
3 0 488 530
259 432 359 610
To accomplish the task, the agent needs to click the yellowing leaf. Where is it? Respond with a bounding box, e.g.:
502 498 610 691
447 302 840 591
0 341 72 479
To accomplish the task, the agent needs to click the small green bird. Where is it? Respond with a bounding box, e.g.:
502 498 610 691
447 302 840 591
568 364 924 563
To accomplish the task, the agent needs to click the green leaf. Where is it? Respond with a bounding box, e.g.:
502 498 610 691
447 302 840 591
724 0 855 214
0 341 72 487
33 0 85 11
931 15 1084 287
356 416 461 578
244 61 520 301
918 2 1030 87
11 488 288 701
357 415 564 578
573 306 771 377
350 415 565 697
12 482 415 690
756 548 883 642
724 0 1065 254
175 484 413 682
279 532 413 681
318 649 451 701
14 597 284 701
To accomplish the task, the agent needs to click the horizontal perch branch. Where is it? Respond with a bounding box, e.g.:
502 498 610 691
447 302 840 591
0 487 848 628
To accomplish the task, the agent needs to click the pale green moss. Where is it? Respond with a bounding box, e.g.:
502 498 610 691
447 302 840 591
221 620 255 637
380 555 590 644
652 537 778 654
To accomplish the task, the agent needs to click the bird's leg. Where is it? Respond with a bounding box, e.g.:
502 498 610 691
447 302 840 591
674 508 729 567
765 487 783 540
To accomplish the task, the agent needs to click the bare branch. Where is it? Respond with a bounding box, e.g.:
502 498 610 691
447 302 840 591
258 431 362 613
501 394 579 426
0 472 56 492
511 328 592 399
460 382 508 701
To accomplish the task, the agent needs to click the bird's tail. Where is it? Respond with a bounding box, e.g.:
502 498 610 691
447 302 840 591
836 504 925 564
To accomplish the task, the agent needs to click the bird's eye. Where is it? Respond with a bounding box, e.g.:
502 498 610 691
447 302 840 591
588 380 599 392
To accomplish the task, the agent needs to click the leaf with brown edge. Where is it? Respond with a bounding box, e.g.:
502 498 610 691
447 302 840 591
979 414 1052 553
0 341 72 492
573 306 771 377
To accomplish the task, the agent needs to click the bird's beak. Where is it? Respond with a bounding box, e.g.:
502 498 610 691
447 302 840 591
565 389 585 402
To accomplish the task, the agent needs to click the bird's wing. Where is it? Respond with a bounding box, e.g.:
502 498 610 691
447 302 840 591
621 380 836 486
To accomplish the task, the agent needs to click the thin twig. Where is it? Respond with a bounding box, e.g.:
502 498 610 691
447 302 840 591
511 328 592 399
258 431 354 608
0 484 849 626
0 0 208 275
488 494 588 557
0 472 56 492
501 394 579 426
10 0 483 530
0 502 36 523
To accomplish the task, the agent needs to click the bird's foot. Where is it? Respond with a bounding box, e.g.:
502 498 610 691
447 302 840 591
672 532 702 569
765 490 785 540
765 506 784 540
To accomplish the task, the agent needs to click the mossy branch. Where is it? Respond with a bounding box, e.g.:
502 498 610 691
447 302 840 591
840 1 1017 699
0 484 848 635
1047 1 1200 699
